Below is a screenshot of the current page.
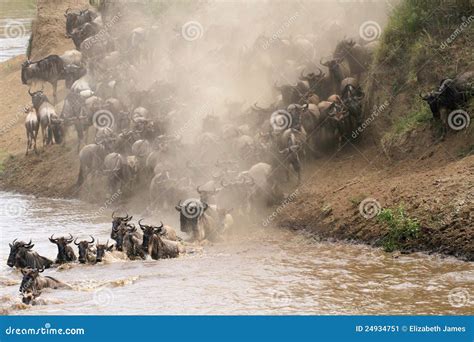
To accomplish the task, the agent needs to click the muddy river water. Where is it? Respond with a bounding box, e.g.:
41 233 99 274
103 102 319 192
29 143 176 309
0 191 472 315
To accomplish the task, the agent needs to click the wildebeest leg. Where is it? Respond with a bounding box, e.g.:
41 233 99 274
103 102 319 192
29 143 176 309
33 128 38 154
75 123 84 153
26 131 30 155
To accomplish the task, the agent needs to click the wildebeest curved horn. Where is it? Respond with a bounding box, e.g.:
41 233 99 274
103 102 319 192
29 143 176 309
65 7 71 14
49 234 56 243
10 238 18 247
38 266 45 273
24 240 34 249
66 233 74 242
419 91 429 100
28 88 33 96
74 238 80 246
88 235 95 244
196 185 202 193
157 221 164 229
315 67 323 77
111 211 117 219
138 219 145 229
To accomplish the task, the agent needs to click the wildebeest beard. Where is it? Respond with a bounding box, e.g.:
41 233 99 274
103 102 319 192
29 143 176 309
180 214 198 233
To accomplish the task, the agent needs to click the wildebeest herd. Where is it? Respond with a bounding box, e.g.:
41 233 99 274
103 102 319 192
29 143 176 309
8 212 189 305
15 4 473 306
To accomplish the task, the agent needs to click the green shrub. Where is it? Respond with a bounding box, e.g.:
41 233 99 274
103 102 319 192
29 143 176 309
377 206 421 252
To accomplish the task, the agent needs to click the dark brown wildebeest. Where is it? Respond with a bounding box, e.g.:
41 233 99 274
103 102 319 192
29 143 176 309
65 8 97 36
22 55 65 104
7 239 53 269
49 234 77 264
74 236 96 264
110 212 133 251
95 240 114 263
139 220 182 259
420 71 473 139
19 267 69 304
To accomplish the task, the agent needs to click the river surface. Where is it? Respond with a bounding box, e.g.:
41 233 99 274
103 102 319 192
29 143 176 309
0 191 472 315
0 0 35 62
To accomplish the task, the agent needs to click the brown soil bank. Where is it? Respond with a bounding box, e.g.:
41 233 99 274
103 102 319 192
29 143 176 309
0 1 472 260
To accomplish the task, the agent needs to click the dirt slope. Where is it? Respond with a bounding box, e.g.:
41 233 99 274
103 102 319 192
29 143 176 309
0 0 472 260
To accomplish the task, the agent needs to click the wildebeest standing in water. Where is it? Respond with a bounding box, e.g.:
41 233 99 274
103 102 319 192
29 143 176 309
74 236 96 264
7 239 53 269
95 240 114 263
49 234 77 264
20 267 69 305
21 55 65 104
175 200 219 242
110 212 133 251
139 220 182 259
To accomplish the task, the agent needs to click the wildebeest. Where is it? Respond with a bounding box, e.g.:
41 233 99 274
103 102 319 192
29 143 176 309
19 267 69 304
49 234 77 264
320 57 351 94
69 22 100 50
60 91 87 151
28 89 58 147
298 68 334 100
175 199 218 241
110 212 133 251
333 38 375 79
103 153 139 195
24 106 39 155
273 81 309 107
22 55 65 104
139 220 182 259
277 128 305 183
95 240 114 263
420 71 473 139
65 7 97 36
77 141 110 186
7 239 53 269
121 224 145 260
74 236 96 264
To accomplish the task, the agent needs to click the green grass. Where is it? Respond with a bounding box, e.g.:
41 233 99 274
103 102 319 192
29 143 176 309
377 206 421 252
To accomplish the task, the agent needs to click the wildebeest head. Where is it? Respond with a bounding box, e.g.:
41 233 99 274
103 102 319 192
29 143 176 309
7 239 34 267
28 88 49 111
21 60 33 85
95 240 114 263
111 212 132 251
320 57 345 81
19 267 44 293
175 199 209 233
64 64 86 89
74 235 95 263
21 288 41 305
139 219 164 250
420 91 442 118
49 234 74 262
